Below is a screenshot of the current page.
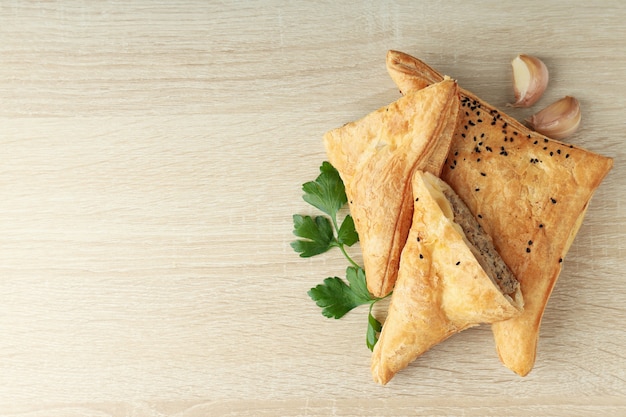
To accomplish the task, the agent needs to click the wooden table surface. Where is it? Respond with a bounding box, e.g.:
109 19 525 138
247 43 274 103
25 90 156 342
1 1 625 415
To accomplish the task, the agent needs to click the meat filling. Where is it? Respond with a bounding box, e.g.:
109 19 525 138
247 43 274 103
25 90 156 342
442 187 520 297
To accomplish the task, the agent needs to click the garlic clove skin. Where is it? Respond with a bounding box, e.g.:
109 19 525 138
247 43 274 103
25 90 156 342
526 96 581 140
509 54 549 108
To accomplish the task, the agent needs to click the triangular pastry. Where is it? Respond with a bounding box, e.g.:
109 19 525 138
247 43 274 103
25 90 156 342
386 50 614 376
324 79 460 298
371 170 523 385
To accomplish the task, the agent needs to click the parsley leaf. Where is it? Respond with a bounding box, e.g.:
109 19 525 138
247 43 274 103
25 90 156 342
307 275 371 319
366 307 383 351
302 161 347 220
291 214 335 257
307 266 386 352
293 161 390 351
345 266 370 301
337 214 358 247
291 162 358 264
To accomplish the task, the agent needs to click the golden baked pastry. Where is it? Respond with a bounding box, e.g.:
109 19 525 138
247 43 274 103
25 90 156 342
324 79 460 298
371 170 523 385
386 50 614 376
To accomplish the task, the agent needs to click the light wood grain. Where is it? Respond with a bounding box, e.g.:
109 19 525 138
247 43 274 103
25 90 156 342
1 1 625 415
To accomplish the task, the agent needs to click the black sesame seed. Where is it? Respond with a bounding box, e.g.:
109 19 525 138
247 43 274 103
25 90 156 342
550 198 557 204
559 257 563 263
475 188 480 191
491 120 497 126
503 122 508 128
469 120 476 126
533 140 538 145
513 131 518 136
544 139 549 143
550 151 554 156
456 261 461 266
481 133 485 138
477 119 483 123
477 158 481 162
528 240 533 245
539 223 544 228
565 154 570 158
415 197 419 201
557 149 561 154
526 247 531 253
477 214 483 219
480 172 486 176
417 237 421 242
485 146 493 152
419 253 424 259
461 133 466 138
543 146 548 150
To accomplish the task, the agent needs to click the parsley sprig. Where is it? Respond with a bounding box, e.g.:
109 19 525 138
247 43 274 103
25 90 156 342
291 161 388 351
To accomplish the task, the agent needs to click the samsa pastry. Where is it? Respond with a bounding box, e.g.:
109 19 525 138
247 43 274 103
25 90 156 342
371 170 523 385
324 79 460 298
386 50 613 376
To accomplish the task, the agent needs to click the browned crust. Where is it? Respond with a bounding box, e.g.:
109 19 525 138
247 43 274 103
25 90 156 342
386 50 613 376
371 171 522 385
324 79 460 298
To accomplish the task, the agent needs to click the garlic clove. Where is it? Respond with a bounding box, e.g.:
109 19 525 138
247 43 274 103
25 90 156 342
526 96 581 140
509 54 549 108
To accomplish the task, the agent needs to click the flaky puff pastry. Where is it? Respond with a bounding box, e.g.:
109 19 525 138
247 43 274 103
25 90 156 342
386 50 613 376
324 79 460 298
371 171 522 385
